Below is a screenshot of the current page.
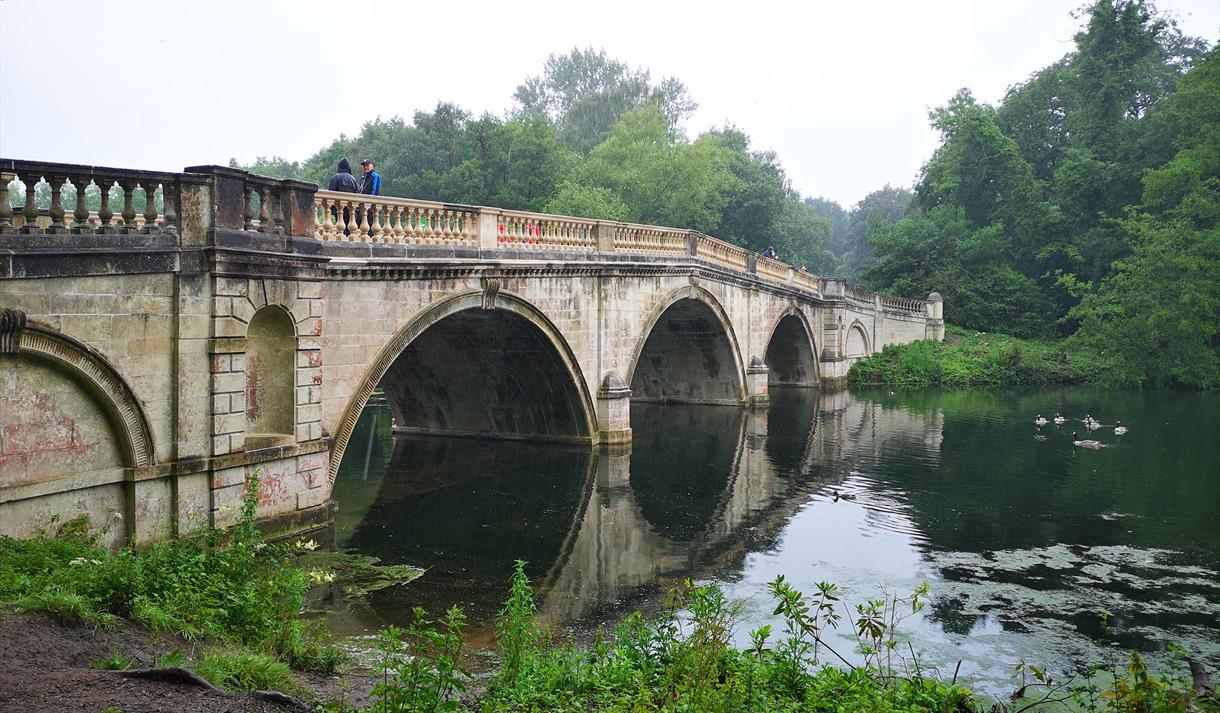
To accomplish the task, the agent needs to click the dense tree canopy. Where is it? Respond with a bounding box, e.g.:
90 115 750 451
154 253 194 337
227 0 1216 386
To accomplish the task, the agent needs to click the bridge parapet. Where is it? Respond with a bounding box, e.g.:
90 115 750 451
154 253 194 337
1 159 181 235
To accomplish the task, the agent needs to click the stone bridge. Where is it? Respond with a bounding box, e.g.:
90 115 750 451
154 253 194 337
0 159 943 546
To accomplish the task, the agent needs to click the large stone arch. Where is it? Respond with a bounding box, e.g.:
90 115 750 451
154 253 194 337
6 320 154 470
326 290 597 486
763 307 820 387
626 285 747 405
1 318 156 548
845 319 872 358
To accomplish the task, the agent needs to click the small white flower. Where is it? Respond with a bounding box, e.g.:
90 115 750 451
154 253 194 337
294 539 320 552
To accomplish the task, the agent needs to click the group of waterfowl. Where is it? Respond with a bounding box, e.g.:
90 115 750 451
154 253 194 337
1032 413 1129 449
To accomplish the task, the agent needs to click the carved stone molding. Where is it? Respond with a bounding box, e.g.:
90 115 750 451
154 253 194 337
0 308 26 354
480 275 501 310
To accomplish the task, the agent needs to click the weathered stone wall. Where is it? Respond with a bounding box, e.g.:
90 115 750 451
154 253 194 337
0 161 942 547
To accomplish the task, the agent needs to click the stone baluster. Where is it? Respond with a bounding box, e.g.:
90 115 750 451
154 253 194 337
243 187 255 230
318 197 332 239
117 180 137 232
257 186 271 233
46 174 69 233
386 205 400 242
344 199 357 239
142 182 159 233
72 177 91 232
270 187 285 235
20 175 39 232
0 173 12 233
370 204 383 241
97 181 114 231
162 181 179 235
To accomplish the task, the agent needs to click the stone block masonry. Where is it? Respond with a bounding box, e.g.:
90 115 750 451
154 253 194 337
0 158 942 546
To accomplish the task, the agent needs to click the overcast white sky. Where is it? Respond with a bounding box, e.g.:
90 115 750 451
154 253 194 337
1 0 1216 207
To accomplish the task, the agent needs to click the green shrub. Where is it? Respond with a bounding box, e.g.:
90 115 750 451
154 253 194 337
849 327 1106 387
91 651 132 670
196 649 294 693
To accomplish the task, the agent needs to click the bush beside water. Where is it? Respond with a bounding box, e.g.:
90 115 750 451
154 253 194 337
849 326 1109 387
2 476 1215 711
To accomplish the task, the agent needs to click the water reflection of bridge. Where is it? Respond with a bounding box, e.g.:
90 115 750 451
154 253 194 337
334 389 944 631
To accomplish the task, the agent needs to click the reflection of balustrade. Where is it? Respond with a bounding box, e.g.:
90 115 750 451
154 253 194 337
1 160 179 235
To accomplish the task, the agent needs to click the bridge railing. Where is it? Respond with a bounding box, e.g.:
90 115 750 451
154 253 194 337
694 233 751 272
3 158 935 315
1 159 180 235
313 190 480 245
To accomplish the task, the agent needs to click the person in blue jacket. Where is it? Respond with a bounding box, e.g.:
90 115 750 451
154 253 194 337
359 159 381 195
358 159 382 235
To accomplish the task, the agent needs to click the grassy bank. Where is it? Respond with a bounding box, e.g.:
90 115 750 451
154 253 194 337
2 476 1215 712
848 325 1108 387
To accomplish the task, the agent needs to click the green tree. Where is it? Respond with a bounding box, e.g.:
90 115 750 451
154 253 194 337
515 47 696 154
1067 47 1220 386
547 105 734 232
840 185 912 281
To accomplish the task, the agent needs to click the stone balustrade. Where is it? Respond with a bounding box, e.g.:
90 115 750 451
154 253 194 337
881 295 925 315
313 190 479 245
2 157 933 313
612 224 688 254
756 254 791 284
496 209 597 250
1 159 179 235
694 233 751 272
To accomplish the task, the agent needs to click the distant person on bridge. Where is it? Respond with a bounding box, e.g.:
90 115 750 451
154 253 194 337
359 159 382 236
762 245 777 260
359 159 381 196
326 159 359 235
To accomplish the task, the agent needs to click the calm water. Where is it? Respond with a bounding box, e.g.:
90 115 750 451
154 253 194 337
326 388 1220 694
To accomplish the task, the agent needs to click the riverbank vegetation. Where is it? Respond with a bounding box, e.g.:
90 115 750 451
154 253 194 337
2 476 1216 711
848 325 1109 387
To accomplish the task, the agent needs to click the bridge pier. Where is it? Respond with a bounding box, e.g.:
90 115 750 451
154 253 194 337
596 374 633 445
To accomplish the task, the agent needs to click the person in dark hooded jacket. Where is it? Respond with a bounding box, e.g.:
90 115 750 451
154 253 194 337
327 159 359 192
326 159 359 234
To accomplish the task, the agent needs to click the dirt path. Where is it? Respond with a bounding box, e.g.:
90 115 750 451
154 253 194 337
0 612 374 713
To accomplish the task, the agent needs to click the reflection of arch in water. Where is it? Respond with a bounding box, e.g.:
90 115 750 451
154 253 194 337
764 309 820 387
328 291 597 487
342 435 596 626
537 399 821 626
627 288 746 405
844 319 872 359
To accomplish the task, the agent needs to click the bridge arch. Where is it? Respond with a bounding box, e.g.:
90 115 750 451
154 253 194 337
4 320 155 471
327 290 597 486
764 308 819 387
845 319 872 359
626 286 746 405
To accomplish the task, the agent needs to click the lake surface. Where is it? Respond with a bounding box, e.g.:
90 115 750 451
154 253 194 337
326 387 1220 695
